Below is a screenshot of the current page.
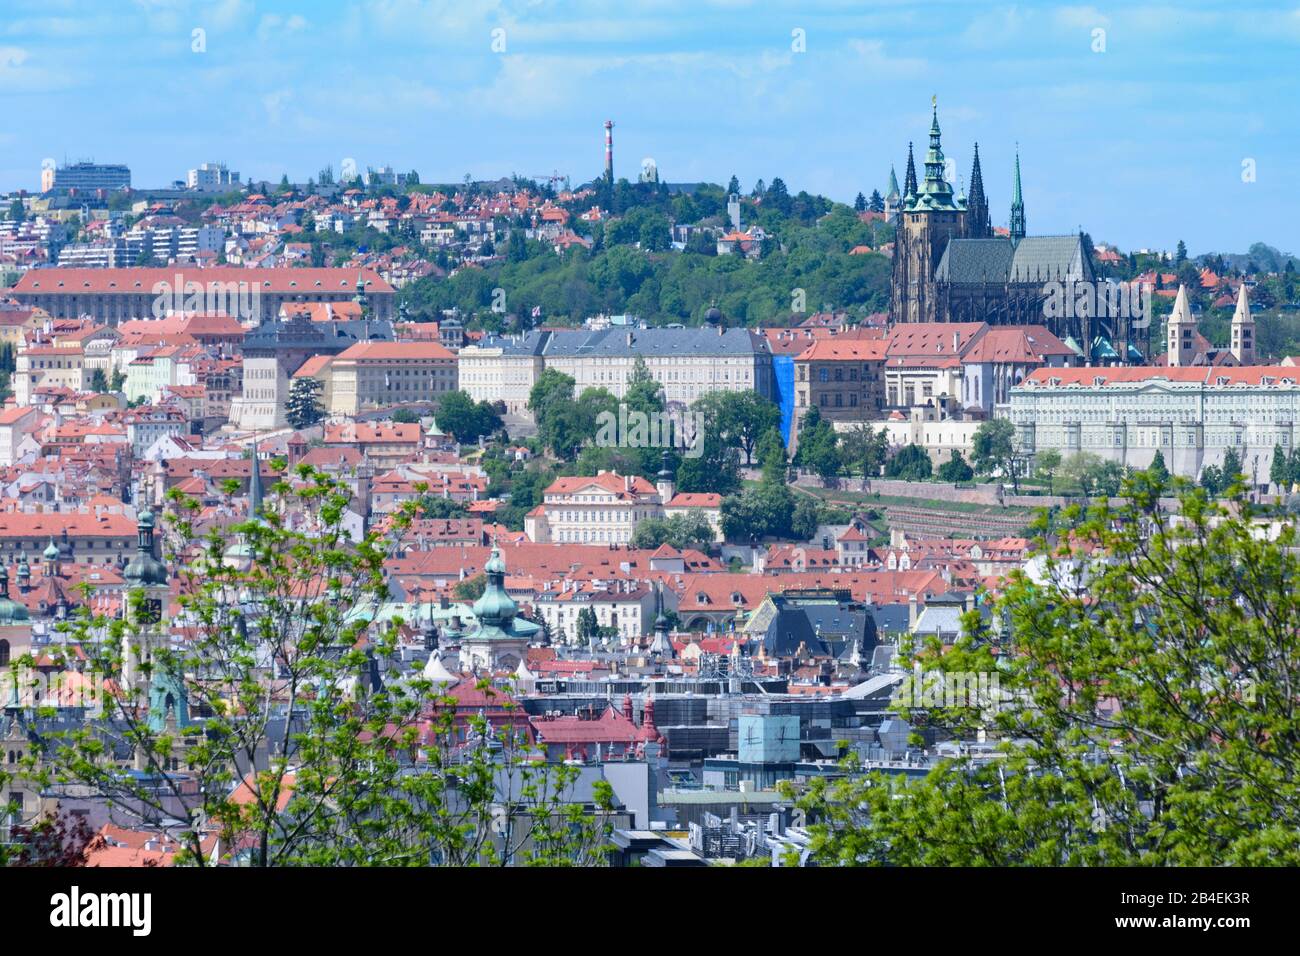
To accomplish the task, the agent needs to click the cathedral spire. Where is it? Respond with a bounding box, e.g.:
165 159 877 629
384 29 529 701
967 142 990 237
1009 146 1025 240
903 142 917 198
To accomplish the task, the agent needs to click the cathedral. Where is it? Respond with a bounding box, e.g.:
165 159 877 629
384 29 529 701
888 101 1142 364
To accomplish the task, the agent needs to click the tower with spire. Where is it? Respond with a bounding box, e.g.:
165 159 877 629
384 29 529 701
890 98 968 324
1009 147 1026 241
1166 285 1197 367
967 143 990 238
1230 284 1255 365
884 166 902 224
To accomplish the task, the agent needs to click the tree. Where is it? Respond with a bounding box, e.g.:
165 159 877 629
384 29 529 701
971 419 1020 492
792 407 841 484
391 408 419 424
727 175 741 196
790 496 821 541
1270 443 1291 494
765 177 791 215
868 190 885 213
630 512 716 551
18 468 614 866
853 192 867 212
756 428 788 485
1036 448 1063 494
454 573 486 601
1222 447 1243 485
838 424 889 478
1147 449 1169 488
885 444 933 481
1175 239 1188 264
695 391 781 466
786 480 1300 865
937 451 974 483
89 368 108 393
720 481 794 542
435 390 501 444
286 376 324 429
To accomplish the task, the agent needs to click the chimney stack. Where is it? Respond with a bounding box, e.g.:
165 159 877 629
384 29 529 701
603 120 615 182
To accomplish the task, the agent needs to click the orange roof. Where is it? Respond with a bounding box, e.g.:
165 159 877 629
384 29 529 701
544 472 658 497
334 340 455 361
1021 365 1300 389
796 339 888 362
14 267 394 295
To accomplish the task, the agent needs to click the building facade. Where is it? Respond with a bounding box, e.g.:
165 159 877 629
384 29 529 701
326 341 458 416
1010 364 1300 479
793 338 887 423
459 326 775 416
11 268 394 326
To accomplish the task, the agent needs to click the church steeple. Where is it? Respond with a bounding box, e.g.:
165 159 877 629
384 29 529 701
1009 147 1026 241
903 142 917 199
1230 283 1255 365
967 142 990 237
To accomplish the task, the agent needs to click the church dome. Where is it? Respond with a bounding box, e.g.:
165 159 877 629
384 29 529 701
705 305 722 326
472 546 517 626
124 509 169 587
0 565 29 624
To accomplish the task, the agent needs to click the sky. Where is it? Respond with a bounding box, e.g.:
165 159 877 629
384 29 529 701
1 0 1298 256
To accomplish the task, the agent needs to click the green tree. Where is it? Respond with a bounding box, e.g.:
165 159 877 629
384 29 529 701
790 496 820 541
885 444 933 481
286 376 325 429
1147 449 1169 488
787 480 1300 865
838 424 889 478
1270 442 1291 494
630 512 716 551
971 418 1020 492
937 451 974 483
435 390 502 444
1036 448 1063 494
454 573 486 601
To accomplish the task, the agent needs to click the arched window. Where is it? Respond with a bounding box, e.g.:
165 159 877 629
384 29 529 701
0 639 9 666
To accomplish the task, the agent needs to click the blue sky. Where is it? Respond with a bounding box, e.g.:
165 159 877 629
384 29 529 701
2 0 1297 255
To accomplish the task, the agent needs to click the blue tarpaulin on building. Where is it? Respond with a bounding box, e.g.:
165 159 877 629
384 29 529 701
773 354 796 443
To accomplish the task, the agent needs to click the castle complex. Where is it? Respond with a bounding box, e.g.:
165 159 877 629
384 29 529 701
889 101 1142 364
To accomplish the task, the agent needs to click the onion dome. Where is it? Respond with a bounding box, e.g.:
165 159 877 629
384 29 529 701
0 564 29 623
124 508 169 587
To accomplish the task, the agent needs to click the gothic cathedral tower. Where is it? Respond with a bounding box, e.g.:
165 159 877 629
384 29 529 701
890 101 968 323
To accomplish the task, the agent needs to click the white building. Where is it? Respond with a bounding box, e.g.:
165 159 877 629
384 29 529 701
1009 364 1300 479
525 470 722 544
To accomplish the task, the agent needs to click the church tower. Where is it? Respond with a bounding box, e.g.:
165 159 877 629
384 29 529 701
1230 283 1255 365
1009 148 1026 241
890 100 967 324
967 143 991 238
884 166 902 224
1166 285 1197 367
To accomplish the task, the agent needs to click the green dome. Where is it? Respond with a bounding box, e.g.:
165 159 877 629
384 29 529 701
43 537 59 561
472 547 516 626
0 565 28 623
124 509 168 587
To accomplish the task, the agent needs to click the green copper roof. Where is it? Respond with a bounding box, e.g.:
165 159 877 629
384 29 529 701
0 564 29 623
124 508 168 587
904 101 961 212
